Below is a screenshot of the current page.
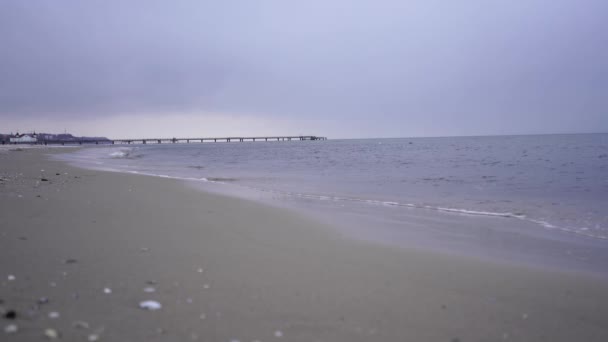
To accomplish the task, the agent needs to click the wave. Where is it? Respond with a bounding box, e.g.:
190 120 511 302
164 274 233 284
108 148 144 159
218 183 608 241
117 169 608 241
110 151 128 158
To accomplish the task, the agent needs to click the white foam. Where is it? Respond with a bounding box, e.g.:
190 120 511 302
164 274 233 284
109 151 127 158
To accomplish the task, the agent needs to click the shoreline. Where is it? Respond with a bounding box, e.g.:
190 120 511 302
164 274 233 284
55 145 608 278
2 148 608 341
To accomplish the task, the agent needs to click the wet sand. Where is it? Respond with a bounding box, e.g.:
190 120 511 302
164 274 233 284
1 148 608 341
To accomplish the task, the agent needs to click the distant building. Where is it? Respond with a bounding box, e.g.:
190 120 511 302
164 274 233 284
10 133 38 143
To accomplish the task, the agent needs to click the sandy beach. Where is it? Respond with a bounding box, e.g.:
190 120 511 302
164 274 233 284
2 148 608 342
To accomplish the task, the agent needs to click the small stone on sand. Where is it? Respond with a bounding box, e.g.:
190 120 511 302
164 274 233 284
139 300 162 311
274 330 283 338
7 275 15 281
88 333 100 341
4 324 18 334
103 288 112 294
73 321 90 329
143 287 156 293
48 311 60 319
44 328 60 339
4 310 17 319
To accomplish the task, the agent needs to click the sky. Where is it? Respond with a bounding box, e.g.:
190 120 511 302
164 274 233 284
1 0 607 139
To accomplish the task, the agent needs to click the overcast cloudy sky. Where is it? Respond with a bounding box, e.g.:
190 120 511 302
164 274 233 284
1 0 607 138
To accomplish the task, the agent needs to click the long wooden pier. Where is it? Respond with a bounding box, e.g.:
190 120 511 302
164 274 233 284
3 135 327 145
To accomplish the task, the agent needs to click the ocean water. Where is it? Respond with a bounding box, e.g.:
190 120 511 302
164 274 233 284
56 134 608 272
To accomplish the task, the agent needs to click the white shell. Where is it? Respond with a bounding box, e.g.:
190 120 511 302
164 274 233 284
139 300 162 311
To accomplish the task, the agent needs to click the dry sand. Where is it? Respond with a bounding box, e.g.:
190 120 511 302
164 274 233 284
1 148 608 341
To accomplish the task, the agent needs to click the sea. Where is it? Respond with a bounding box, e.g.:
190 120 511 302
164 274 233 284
56 134 608 274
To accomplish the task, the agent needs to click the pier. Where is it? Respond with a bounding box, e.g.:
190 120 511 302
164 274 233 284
3 135 327 145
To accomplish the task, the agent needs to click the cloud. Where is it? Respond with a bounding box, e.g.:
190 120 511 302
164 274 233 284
0 0 607 137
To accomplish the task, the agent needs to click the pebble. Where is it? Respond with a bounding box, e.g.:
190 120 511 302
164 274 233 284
143 287 156 293
7 275 15 281
274 330 283 338
44 328 60 339
88 334 100 341
139 301 162 311
38 297 50 304
48 311 60 319
103 288 112 294
64 258 78 264
73 321 90 329
4 324 18 334
4 310 17 319
203 284 210 289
